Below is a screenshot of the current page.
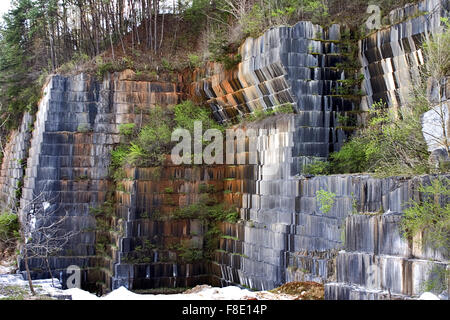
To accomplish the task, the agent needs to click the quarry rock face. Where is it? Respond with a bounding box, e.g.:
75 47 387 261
113 166 227 289
324 175 449 300
360 0 447 111
360 0 450 162
0 0 448 299
422 102 449 164
0 112 33 210
13 72 182 289
192 21 354 164
325 0 449 299
421 77 449 162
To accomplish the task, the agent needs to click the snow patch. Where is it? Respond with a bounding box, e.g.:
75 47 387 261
418 292 440 300
68 285 258 300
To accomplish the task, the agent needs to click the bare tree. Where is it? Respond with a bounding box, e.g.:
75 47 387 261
0 114 10 157
420 23 450 160
19 188 78 295
218 0 254 21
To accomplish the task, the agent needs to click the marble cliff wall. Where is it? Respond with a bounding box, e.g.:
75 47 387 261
325 175 449 300
113 165 226 290
189 4 449 294
8 72 181 289
0 0 448 298
365 0 450 160
192 21 354 165
321 0 450 299
110 114 320 291
109 114 355 291
194 1 449 295
0 112 33 210
215 129 449 295
360 0 449 110
216 115 329 290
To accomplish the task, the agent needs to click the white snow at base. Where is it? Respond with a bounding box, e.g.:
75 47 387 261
0 273 259 300
67 285 258 300
1 273 447 300
418 292 440 300
64 288 100 300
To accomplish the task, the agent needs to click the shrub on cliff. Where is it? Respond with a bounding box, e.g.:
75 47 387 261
316 189 336 214
127 106 174 167
327 24 450 177
174 100 223 134
303 160 331 175
238 103 294 124
118 123 137 137
110 101 222 169
420 18 450 158
328 98 430 176
0 212 19 247
328 136 369 174
173 201 238 223
306 97 430 177
205 0 330 66
400 177 450 251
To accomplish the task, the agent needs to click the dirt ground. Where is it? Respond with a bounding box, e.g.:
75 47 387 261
267 281 325 300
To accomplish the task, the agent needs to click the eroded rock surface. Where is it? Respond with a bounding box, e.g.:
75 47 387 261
0 0 448 300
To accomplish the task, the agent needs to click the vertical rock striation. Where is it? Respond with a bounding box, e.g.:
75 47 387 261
0 112 33 210
215 117 358 289
325 176 449 299
14 72 181 289
193 22 353 163
360 0 448 110
0 0 447 298
113 165 225 290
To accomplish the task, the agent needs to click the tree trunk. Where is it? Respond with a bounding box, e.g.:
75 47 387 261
154 0 158 53
110 31 115 60
159 12 165 51
45 257 54 288
134 1 140 45
23 249 35 296
147 0 153 49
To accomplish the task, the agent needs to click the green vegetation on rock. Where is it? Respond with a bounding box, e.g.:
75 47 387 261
400 178 450 250
110 100 222 171
0 212 19 245
309 91 437 177
316 189 336 214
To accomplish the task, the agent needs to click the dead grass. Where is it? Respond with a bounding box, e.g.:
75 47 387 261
269 281 324 300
